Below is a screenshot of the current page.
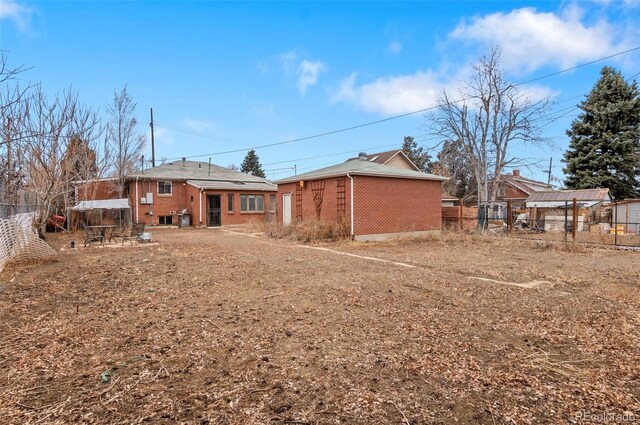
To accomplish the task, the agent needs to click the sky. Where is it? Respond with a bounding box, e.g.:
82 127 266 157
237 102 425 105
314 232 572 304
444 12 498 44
1 0 639 184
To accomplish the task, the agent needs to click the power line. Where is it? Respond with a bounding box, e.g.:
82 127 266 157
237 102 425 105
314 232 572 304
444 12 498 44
515 46 640 86
163 46 640 162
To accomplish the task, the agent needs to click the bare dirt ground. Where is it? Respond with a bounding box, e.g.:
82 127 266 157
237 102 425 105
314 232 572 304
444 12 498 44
1 228 639 424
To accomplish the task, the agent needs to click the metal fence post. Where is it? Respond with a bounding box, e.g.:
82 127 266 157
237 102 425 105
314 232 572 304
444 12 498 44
564 201 568 243
572 198 578 242
507 199 512 236
614 202 618 246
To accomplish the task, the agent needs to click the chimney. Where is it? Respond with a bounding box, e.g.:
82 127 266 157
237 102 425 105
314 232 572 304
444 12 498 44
358 152 368 161
513 169 520 177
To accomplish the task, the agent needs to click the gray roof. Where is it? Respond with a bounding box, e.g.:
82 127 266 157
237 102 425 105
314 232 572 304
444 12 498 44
73 198 131 211
274 159 448 184
527 189 612 202
187 180 277 192
127 160 272 184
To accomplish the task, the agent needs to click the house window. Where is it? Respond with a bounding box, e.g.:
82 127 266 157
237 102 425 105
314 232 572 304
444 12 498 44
240 194 264 212
269 194 276 213
159 215 173 225
497 186 505 198
227 193 234 213
158 181 172 195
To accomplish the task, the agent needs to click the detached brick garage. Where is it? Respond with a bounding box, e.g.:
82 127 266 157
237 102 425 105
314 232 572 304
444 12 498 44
275 158 447 241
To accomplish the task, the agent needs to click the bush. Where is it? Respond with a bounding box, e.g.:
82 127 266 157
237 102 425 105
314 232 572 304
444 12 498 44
265 220 350 243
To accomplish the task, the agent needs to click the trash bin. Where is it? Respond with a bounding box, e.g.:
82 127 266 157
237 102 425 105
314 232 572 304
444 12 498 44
179 214 190 227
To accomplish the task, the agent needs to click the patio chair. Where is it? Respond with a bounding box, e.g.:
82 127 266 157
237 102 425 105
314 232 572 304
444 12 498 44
121 223 145 245
82 223 104 247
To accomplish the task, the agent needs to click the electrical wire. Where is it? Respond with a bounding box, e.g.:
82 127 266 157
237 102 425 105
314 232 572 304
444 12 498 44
161 46 640 162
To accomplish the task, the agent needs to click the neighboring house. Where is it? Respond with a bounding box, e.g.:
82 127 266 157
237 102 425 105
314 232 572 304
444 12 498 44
76 159 277 227
525 188 612 232
346 149 420 171
274 156 447 241
491 169 553 207
475 169 553 221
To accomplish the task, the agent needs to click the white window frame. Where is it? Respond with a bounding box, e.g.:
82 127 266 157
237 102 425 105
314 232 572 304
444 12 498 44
240 194 264 212
158 181 173 196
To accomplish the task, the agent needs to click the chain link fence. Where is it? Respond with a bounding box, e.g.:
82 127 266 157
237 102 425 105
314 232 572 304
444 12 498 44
443 200 640 248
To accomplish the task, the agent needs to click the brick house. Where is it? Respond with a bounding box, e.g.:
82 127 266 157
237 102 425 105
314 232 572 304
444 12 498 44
274 156 447 241
491 170 552 208
77 159 277 227
346 149 420 171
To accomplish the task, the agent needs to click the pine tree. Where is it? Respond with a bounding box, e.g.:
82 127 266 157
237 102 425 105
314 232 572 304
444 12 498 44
432 139 475 198
240 149 266 178
401 136 432 172
563 66 640 199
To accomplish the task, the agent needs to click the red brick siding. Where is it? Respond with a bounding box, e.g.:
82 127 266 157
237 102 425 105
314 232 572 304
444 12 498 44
75 180 120 201
129 179 274 226
277 177 352 225
353 176 441 236
501 183 528 200
278 175 442 236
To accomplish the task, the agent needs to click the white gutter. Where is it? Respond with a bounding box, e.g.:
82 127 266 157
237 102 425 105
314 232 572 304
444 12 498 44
347 173 354 240
135 177 139 223
199 189 203 225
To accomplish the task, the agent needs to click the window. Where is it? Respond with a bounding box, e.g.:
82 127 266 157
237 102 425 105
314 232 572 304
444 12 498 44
269 194 276 213
159 215 173 225
227 193 234 213
158 181 172 195
497 186 505 198
240 194 264 212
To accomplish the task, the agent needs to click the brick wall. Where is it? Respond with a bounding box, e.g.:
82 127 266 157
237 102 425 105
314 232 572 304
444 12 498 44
278 175 442 236
501 183 528 200
353 176 441 236
277 177 352 225
129 179 275 226
75 180 120 201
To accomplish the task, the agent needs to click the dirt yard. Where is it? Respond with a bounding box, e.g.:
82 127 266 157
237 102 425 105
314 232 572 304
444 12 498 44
1 229 639 424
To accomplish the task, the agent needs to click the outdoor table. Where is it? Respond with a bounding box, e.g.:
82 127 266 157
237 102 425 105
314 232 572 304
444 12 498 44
87 225 119 243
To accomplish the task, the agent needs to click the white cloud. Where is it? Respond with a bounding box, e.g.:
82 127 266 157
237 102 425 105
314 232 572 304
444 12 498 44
182 118 212 132
278 50 299 74
297 60 326 94
389 41 402 55
450 7 628 73
331 67 559 117
153 127 175 146
332 70 452 116
0 0 32 31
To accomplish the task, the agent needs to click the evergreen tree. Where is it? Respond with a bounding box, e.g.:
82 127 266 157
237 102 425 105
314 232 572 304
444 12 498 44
563 66 640 199
240 149 266 178
401 136 432 172
432 139 475 198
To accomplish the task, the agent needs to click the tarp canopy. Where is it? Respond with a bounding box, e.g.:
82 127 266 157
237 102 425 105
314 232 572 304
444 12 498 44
72 198 131 211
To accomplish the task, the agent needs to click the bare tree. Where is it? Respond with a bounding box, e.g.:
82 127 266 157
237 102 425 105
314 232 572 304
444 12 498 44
106 86 146 198
0 54 32 210
17 86 101 236
429 47 551 204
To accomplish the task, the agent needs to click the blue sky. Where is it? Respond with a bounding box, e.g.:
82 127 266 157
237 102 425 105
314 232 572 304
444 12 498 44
1 0 639 184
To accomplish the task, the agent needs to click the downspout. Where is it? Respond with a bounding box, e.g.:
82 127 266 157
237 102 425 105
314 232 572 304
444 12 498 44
347 173 354 240
199 188 203 225
135 177 139 224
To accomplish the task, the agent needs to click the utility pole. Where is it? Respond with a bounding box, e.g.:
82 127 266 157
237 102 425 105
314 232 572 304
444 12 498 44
150 108 156 167
547 157 553 185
